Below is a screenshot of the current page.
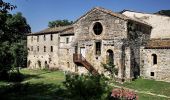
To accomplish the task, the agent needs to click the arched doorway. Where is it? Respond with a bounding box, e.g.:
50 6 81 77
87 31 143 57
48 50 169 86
106 49 114 64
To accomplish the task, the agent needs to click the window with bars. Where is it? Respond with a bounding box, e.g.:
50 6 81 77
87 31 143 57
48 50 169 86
44 46 46 52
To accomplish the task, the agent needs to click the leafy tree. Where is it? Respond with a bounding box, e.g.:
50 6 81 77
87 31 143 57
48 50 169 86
102 63 118 79
0 0 30 80
0 0 16 13
155 10 170 17
63 73 108 100
48 19 73 28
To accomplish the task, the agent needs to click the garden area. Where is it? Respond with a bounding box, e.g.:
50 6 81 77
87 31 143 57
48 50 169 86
0 69 170 100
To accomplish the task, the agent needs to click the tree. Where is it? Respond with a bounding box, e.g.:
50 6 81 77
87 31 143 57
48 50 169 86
48 19 73 28
155 10 170 17
0 0 30 80
0 0 16 13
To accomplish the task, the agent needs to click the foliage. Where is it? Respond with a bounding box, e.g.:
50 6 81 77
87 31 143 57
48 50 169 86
102 63 118 78
63 73 108 100
117 78 170 97
48 19 73 28
0 69 169 100
155 10 170 17
110 88 138 100
0 1 31 80
0 0 16 13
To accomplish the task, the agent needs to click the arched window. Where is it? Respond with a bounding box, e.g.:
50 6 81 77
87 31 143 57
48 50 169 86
95 41 101 55
106 49 114 64
93 22 103 35
44 46 46 52
152 54 157 65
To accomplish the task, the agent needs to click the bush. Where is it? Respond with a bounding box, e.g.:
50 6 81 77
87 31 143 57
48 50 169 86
63 73 108 100
102 63 118 78
109 88 138 100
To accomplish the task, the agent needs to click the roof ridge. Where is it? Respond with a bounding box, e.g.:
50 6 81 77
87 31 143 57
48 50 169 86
121 9 170 18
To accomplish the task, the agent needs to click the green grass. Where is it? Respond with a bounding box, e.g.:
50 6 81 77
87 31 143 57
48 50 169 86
113 78 170 99
21 69 65 84
0 68 66 100
0 69 170 100
138 93 168 100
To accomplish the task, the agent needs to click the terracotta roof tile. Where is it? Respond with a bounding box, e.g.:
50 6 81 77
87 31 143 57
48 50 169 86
28 25 73 35
74 7 151 26
145 39 170 49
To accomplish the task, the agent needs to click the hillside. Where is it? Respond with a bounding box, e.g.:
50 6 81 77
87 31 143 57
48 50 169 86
155 10 170 17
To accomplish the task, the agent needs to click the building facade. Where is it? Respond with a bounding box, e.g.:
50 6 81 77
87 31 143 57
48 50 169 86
27 7 170 82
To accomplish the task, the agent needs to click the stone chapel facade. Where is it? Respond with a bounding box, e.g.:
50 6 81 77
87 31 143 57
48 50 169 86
27 7 170 82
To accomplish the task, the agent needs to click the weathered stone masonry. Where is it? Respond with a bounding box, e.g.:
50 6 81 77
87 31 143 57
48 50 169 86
27 7 170 82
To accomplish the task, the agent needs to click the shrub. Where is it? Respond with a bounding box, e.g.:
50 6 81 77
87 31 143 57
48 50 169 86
102 63 118 78
63 73 108 100
110 88 138 100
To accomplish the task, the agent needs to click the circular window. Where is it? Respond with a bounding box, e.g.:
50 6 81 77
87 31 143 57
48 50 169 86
93 22 103 35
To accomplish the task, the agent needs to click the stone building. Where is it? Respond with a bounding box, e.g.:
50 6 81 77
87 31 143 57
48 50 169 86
27 7 170 82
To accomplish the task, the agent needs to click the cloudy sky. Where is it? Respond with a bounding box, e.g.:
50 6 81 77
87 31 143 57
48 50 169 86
5 0 170 32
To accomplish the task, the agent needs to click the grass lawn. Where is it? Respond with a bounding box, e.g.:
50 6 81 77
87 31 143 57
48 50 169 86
0 69 170 100
21 69 65 85
112 78 170 99
0 68 65 100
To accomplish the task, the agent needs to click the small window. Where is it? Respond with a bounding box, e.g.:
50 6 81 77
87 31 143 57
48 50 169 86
93 22 103 35
37 46 39 52
152 54 157 65
51 46 53 52
67 49 69 54
151 72 154 76
96 42 101 55
31 46 33 51
37 36 39 42
66 38 69 44
50 34 53 41
44 35 46 41
31 36 33 42
67 62 70 68
44 46 46 52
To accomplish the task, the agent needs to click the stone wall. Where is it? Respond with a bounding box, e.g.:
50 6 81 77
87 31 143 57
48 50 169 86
58 35 75 72
125 21 151 79
74 8 128 78
140 48 170 82
27 33 59 69
123 11 170 38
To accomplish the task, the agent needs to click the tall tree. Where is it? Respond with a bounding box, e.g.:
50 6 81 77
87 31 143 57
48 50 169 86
48 19 73 28
0 0 30 79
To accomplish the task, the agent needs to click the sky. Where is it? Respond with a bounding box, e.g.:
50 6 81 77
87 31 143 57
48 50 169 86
5 0 170 32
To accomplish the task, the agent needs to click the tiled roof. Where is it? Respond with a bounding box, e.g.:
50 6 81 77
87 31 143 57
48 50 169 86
28 25 73 35
74 7 151 26
28 7 151 35
145 39 170 49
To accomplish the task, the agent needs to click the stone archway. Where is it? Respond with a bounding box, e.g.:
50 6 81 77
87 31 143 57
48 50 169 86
106 49 114 64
